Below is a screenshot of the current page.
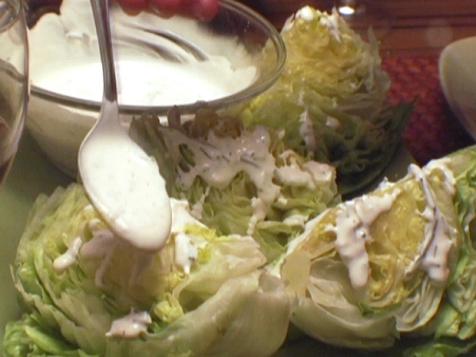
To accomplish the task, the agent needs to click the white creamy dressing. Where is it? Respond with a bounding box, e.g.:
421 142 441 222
303 161 335 183
160 126 281 204
29 1 258 107
174 233 198 275
57 199 205 285
53 237 84 273
404 163 456 284
319 10 341 41
81 227 117 287
190 187 210 220
79 101 172 252
334 190 401 289
299 110 318 153
283 214 308 227
33 57 257 107
170 199 206 274
106 310 152 338
160 126 335 233
275 158 334 190
275 165 316 190
296 6 316 22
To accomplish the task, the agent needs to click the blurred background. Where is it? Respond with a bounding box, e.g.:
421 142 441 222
25 0 476 164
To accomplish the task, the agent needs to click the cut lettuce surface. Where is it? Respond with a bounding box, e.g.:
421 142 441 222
3 184 290 357
277 146 476 353
132 111 340 262
240 7 412 196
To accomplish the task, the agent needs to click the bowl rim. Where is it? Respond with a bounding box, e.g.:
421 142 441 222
30 0 286 115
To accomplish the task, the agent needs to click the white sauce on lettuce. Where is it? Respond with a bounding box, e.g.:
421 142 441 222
175 233 198 275
296 6 316 22
81 228 117 287
160 126 280 205
283 214 308 227
405 163 456 284
335 190 401 289
319 9 341 42
275 157 334 190
106 311 152 339
190 187 210 220
53 237 83 273
79 112 172 252
160 126 334 235
303 161 335 183
170 199 205 274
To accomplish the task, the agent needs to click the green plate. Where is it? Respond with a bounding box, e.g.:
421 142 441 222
0 133 413 355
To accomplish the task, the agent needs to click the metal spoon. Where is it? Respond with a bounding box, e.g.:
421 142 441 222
78 0 171 251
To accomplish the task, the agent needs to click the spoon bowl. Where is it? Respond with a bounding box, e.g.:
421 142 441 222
78 0 172 251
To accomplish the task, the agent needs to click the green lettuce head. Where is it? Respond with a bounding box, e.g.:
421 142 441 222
240 6 412 195
132 110 340 262
4 184 290 356
276 146 476 353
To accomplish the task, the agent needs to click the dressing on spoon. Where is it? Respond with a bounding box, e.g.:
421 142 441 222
78 0 171 251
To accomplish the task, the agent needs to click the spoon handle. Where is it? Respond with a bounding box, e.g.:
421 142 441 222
90 0 117 104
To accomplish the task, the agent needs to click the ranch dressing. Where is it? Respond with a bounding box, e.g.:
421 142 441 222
29 0 258 107
79 102 172 252
53 237 84 273
170 199 206 274
106 310 152 338
33 56 257 107
405 163 456 283
335 190 401 289
160 126 281 205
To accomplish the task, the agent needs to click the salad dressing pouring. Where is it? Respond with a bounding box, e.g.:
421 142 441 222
78 0 171 251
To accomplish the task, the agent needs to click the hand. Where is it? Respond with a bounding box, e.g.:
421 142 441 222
116 0 219 21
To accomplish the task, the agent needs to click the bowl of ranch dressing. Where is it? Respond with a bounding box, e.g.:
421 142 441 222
26 0 286 176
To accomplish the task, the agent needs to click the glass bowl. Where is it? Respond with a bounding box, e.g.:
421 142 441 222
26 0 286 176
0 0 28 185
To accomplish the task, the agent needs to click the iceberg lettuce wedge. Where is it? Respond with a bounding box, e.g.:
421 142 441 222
4 184 290 357
241 7 412 195
278 146 476 351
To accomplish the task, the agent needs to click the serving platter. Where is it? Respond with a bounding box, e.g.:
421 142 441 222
0 132 413 355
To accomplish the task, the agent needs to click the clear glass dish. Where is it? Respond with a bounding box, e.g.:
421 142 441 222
0 0 28 185
26 0 286 176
